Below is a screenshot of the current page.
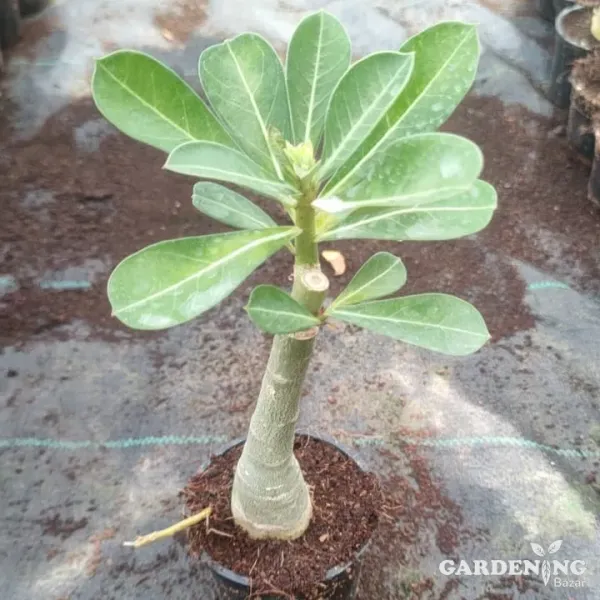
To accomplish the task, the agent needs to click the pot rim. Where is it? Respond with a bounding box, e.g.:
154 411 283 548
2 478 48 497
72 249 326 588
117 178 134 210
556 4 597 50
196 431 376 588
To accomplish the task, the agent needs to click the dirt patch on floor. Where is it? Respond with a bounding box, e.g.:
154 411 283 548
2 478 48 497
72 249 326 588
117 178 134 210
478 0 538 18
355 439 544 599
355 442 467 599
1 93 599 346
154 0 208 44
37 514 88 540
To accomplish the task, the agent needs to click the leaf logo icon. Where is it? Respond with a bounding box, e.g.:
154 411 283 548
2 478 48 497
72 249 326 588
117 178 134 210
531 543 545 557
542 560 551 586
548 540 562 554
531 540 563 586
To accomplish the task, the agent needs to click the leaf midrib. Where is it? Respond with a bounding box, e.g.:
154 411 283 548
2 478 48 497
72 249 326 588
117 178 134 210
331 306 488 339
226 41 284 180
175 163 286 190
335 184 471 212
331 259 402 308
249 305 318 323
194 193 274 228
304 13 325 144
321 197 495 239
115 230 295 315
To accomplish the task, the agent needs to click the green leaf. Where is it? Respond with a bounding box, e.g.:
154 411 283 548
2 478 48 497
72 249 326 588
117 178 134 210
91 50 234 154
319 51 415 179
286 11 351 146
246 285 321 333
108 227 299 330
192 182 277 230
318 180 497 242
324 22 479 196
329 294 490 356
164 141 297 205
199 34 291 179
314 133 482 214
330 252 407 309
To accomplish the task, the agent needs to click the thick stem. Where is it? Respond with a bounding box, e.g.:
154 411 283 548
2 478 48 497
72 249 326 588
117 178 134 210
230 332 315 539
231 176 328 540
292 265 329 314
294 201 318 265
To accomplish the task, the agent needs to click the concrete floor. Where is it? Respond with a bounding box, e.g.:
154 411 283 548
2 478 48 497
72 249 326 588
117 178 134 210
1 0 599 599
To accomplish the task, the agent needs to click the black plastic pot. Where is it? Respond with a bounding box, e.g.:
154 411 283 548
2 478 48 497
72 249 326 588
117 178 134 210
19 0 48 17
0 0 20 50
538 0 556 22
538 0 574 22
567 87 595 160
549 5 597 109
199 434 373 600
588 130 600 208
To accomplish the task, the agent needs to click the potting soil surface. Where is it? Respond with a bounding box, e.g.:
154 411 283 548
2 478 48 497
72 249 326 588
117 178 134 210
1 1 600 599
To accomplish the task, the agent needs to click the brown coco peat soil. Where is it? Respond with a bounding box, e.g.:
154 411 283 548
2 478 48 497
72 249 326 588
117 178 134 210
2 93 600 347
561 5 598 49
571 48 600 115
182 435 380 598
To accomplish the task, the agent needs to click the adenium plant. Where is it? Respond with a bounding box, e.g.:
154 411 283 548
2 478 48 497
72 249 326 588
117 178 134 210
91 13 496 542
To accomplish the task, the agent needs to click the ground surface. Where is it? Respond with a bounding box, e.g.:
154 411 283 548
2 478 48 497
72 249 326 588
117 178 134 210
1 0 600 599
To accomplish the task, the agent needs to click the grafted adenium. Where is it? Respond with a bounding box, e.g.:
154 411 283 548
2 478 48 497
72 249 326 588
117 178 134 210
92 13 496 540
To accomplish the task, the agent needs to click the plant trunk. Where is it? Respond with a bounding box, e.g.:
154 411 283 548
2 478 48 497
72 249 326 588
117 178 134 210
230 328 315 539
231 176 328 540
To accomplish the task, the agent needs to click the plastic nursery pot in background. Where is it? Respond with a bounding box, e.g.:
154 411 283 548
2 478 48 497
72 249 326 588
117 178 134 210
568 56 600 160
0 0 47 56
18 0 48 17
197 436 374 600
538 0 574 22
567 91 595 159
0 0 20 51
549 4 599 108
537 0 556 21
588 123 600 208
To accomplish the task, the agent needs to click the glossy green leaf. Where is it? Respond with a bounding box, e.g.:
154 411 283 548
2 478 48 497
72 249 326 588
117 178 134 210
318 180 497 242
286 11 351 146
330 252 407 309
314 133 482 214
319 51 415 179
164 141 297 205
329 294 490 356
91 50 234 154
246 285 321 333
192 182 277 230
324 22 480 196
108 227 299 330
199 34 290 179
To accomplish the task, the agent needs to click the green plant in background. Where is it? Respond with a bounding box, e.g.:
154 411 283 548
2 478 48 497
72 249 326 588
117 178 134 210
91 12 497 541
592 7 600 40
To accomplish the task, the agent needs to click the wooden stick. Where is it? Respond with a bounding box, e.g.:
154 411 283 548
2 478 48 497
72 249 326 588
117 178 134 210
123 507 212 548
